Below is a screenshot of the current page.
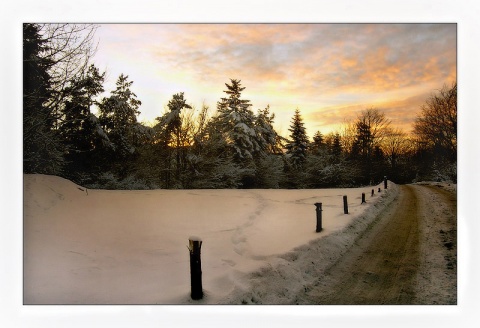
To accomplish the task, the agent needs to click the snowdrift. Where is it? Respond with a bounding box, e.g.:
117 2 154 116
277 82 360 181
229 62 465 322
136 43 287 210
23 174 397 304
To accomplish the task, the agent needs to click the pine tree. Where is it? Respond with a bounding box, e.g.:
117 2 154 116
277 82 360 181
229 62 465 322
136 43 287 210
216 79 260 162
24 23 101 178
187 115 244 188
255 105 283 154
98 74 144 177
59 64 108 180
155 92 192 188
310 130 325 154
164 92 192 146
23 23 64 175
286 108 309 169
60 65 106 152
331 133 342 161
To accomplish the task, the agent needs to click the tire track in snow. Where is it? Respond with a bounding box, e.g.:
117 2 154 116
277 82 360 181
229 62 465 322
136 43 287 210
296 184 456 305
297 185 421 304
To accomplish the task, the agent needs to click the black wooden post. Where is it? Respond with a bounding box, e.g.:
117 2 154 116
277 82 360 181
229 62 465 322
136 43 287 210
343 195 348 214
315 202 323 232
361 193 366 204
384 176 388 189
188 237 203 300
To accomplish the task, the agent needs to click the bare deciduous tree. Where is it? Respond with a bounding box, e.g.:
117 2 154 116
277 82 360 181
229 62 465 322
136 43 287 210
382 128 413 170
413 83 457 161
341 108 391 157
355 108 391 150
340 118 357 155
38 24 99 119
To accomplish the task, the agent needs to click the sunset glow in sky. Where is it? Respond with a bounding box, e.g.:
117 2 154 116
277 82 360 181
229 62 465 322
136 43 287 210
93 24 456 137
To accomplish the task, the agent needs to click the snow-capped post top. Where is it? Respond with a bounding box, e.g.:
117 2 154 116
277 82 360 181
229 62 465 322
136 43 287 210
188 236 202 252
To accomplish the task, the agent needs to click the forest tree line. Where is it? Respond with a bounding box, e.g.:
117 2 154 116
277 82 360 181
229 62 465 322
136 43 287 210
23 23 457 189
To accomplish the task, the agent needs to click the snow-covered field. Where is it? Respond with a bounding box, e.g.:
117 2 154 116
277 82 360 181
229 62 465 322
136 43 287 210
24 174 397 304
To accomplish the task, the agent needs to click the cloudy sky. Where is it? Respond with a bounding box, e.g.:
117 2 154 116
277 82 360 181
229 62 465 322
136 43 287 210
92 24 456 137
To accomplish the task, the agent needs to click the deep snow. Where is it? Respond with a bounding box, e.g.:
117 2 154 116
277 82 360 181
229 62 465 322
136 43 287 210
23 174 397 304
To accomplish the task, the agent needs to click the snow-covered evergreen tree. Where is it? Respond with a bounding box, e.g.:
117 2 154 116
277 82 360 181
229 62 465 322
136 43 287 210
99 74 143 151
286 108 309 169
255 105 283 155
216 79 261 162
58 64 110 181
23 23 64 175
186 115 245 188
310 131 324 154
161 92 192 145
331 133 342 159
23 23 104 179
155 92 193 188
98 74 149 177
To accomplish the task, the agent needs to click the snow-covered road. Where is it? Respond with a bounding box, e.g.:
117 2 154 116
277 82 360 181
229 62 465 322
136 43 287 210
293 184 457 305
217 183 456 305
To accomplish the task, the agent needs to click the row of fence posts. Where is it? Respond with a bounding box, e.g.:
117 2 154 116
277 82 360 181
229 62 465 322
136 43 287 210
187 177 389 300
314 176 388 233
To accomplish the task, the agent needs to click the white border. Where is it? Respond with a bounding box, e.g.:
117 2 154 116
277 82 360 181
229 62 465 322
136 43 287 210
2 0 478 327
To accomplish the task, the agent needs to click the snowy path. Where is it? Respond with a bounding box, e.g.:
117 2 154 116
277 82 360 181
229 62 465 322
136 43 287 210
221 184 456 305
298 185 422 304
414 184 457 304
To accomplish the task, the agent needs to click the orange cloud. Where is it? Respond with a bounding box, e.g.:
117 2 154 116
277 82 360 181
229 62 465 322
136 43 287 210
340 57 359 69
94 24 456 137
305 91 432 137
